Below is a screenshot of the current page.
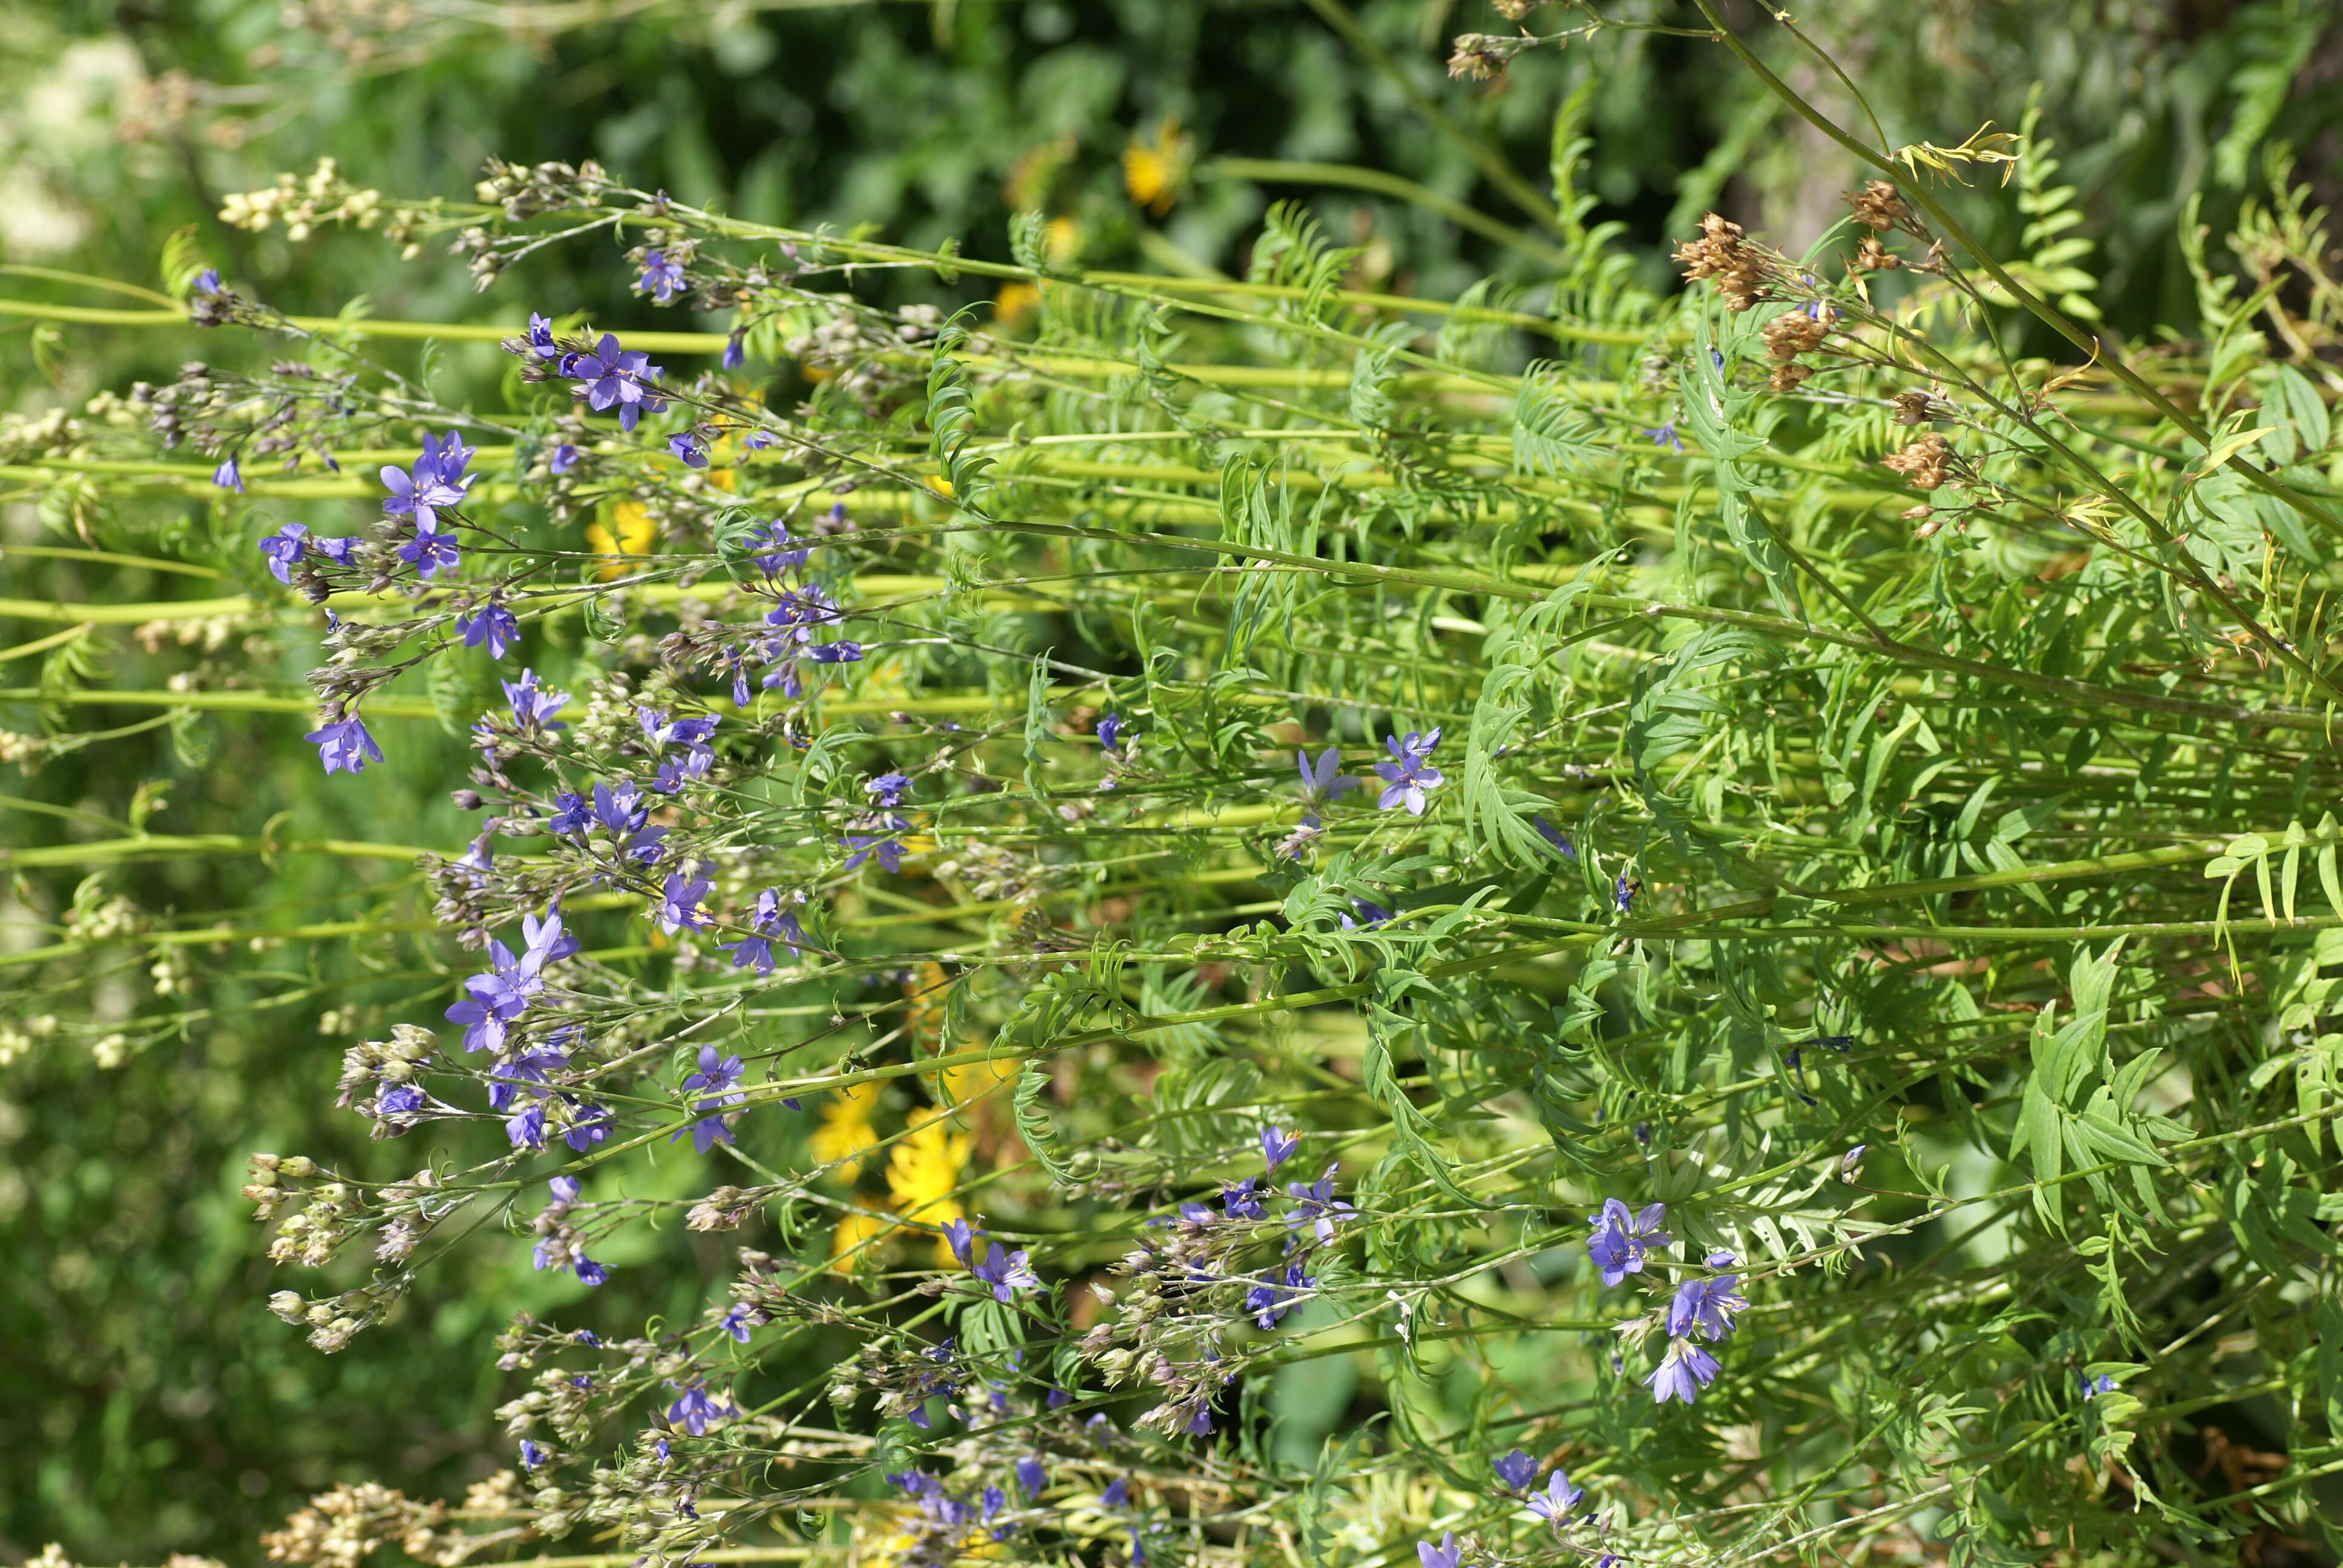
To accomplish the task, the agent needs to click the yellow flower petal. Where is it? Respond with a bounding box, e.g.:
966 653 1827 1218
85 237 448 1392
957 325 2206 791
994 282 1041 328
587 501 655 581
810 1081 879 1178
886 1108 969 1262
828 1210 889 1277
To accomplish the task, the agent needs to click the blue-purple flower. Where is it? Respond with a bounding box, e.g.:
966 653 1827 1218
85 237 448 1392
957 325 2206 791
257 522 306 581
668 431 709 468
459 602 519 658
304 714 382 775
521 313 562 361
808 640 862 663
721 888 806 975
1015 1455 1046 1499
1585 1198 1670 1285
376 1083 425 1117
1532 814 1575 860
1492 1448 1536 1491
842 833 905 874
1096 713 1126 755
638 249 687 304
549 442 580 474
1666 1268 1746 1342
656 871 712 934
1374 728 1444 814
1296 746 1358 809
381 430 476 532
747 520 809 577
503 668 569 730
682 1044 745 1104
971 1240 1042 1301
1527 1468 1582 1523
1245 1260 1311 1328
569 332 667 432
444 906 575 1054
665 1382 733 1436
1647 1336 1719 1405
1418 1532 1467 1568
519 1439 545 1469
487 1047 569 1112
399 518 460 580
214 457 243 492
1261 1125 1300 1172
1285 1165 1355 1242
547 791 590 835
506 1101 546 1149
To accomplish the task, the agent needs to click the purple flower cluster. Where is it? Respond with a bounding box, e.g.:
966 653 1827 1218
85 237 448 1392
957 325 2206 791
670 1044 746 1154
637 249 686 304
257 521 362 584
639 705 719 793
1585 1198 1670 1285
842 771 911 875
503 669 569 732
1492 1448 1585 1527
563 332 669 433
547 779 667 867
1375 728 1445 815
459 601 519 659
1277 728 1447 857
445 906 577 1054
1584 1194 1746 1407
719 887 807 976
945 1218 1043 1302
382 429 476 580
1157 1128 1352 1352
531 1175 609 1284
304 712 383 775
664 1380 735 1436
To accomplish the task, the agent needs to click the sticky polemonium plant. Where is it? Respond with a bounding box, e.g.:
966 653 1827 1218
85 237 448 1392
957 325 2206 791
11 21 2343 1568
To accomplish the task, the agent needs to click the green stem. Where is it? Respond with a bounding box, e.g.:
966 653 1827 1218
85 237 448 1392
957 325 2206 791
1208 157 1573 270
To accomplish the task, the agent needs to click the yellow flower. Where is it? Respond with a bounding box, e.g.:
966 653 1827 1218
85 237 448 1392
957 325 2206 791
993 281 1041 329
886 1108 969 1262
1044 216 1083 267
810 1080 879 1178
940 1054 1018 1108
1122 114 1190 217
584 500 654 581
828 1209 888 1277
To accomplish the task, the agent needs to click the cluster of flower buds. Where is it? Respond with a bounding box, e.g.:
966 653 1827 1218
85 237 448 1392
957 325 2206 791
219 157 387 240
1671 213 1775 312
474 157 615 222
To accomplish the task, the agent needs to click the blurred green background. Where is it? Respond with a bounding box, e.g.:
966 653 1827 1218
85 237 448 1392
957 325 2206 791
3 0 2339 1559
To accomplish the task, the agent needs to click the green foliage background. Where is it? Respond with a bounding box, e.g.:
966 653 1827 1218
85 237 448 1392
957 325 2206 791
2 1 2341 1561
